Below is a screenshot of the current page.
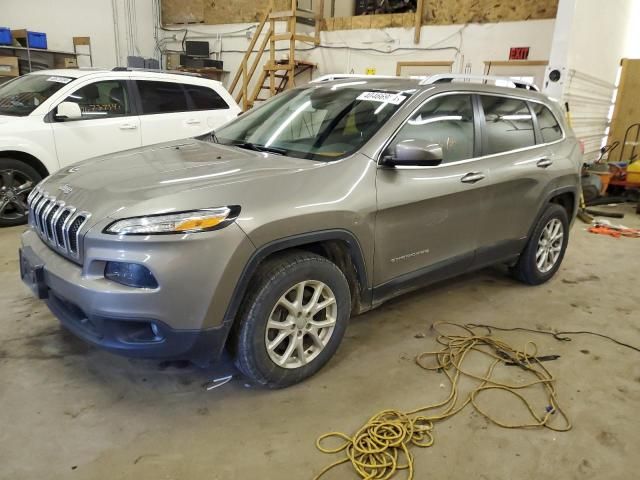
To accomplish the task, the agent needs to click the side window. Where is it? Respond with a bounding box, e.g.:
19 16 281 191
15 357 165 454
480 96 535 154
136 81 189 114
390 94 475 163
531 103 563 143
64 80 130 119
184 84 228 110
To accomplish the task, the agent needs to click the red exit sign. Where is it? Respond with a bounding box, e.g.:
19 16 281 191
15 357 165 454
509 47 530 60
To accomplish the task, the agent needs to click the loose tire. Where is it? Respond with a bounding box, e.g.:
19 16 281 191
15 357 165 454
512 203 569 285
233 251 351 388
0 158 41 227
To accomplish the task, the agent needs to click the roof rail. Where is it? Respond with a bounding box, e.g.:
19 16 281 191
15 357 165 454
420 74 539 91
311 73 398 83
111 67 203 78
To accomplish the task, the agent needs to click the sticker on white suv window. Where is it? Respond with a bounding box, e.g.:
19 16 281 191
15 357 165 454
357 91 406 105
46 76 72 84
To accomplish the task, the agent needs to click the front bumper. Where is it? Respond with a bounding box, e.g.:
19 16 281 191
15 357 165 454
20 224 254 364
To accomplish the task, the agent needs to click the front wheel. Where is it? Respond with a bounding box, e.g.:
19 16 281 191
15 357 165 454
233 251 351 388
0 158 41 227
512 203 569 285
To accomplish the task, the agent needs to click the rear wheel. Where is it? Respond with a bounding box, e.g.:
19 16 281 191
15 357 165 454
0 158 40 227
512 203 569 285
233 251 351 388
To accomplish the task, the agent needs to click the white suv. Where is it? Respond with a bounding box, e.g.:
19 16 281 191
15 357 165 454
0 68 241 226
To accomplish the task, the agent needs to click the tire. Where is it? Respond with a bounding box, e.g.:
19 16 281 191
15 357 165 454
0 158 41 227
233 251 351 388
512 203 569 285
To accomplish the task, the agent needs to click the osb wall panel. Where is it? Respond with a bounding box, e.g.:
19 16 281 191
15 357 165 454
162 0 558 27
424 0 558 24
162 0 291 25
162 0 205 24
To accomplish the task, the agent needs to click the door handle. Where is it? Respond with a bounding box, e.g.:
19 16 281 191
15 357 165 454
185 119 201 125
460 172 486 184
119 123 138 130
536 158 553 168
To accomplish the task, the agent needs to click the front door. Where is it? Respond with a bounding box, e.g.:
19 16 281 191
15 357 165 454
374 93 489 297
51 79 141 167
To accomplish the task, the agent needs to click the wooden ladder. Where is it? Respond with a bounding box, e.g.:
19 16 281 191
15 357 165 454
228 0 323 111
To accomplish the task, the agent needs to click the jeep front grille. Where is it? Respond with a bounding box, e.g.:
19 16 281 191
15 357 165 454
27 188 91 262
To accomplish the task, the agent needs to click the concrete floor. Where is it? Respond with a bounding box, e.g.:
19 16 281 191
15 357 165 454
1 205 638 480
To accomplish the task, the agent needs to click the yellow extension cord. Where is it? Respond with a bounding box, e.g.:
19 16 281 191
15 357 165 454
313 322 572 480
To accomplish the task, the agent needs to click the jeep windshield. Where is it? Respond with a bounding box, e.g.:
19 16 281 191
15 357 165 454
216 84 411 161
0 74 74 116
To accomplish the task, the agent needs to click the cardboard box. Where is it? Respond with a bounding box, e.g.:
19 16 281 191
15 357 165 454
0 56 19 77
55 57 78 69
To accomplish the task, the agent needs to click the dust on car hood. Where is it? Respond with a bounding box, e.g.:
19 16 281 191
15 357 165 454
41 139 324 222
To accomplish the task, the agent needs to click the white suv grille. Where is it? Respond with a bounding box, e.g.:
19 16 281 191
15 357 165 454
27 188 91 262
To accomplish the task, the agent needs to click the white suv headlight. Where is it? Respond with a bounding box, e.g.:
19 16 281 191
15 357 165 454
105 207 239 235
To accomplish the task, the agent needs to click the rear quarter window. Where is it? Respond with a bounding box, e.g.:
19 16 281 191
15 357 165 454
531 103 563 143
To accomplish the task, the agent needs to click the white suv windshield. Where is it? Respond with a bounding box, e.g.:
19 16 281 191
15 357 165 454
216 86 409 161
0 74 74 116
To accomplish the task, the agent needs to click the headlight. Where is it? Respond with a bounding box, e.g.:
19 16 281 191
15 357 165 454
104 206 240 235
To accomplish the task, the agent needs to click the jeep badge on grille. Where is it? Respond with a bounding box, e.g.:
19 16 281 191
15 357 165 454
58 184 73 195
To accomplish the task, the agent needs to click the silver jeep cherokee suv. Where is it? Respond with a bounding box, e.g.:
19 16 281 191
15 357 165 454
19 76 581 387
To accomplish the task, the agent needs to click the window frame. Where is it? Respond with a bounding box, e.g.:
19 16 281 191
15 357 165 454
378 92 482 167
476 93 539 156
49 78 137 122
376 90 566 169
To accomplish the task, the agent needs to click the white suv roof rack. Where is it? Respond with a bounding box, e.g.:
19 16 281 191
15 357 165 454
419 74 539 91
311 74 398 83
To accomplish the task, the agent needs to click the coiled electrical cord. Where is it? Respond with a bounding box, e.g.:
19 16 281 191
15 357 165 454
314 322 572 480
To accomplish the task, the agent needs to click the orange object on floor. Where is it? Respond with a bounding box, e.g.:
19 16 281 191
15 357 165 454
588 225 640 238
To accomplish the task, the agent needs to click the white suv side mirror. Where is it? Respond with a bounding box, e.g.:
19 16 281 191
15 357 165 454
56 102 83 121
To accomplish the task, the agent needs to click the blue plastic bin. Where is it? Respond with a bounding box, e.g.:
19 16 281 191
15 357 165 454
25 31 47 49
14 30 47 49
0 28 11 46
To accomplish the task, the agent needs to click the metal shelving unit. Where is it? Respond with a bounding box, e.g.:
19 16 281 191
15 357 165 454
0 36 92 74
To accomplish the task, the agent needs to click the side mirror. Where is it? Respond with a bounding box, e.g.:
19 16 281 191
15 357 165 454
383 140 443 167
55 102 83 121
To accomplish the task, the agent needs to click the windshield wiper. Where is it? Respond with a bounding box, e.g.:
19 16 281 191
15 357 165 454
231 142 288 156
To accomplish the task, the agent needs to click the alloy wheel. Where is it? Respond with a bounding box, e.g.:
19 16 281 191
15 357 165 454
536 218 564 273
265 280 338 369
0 169 34 222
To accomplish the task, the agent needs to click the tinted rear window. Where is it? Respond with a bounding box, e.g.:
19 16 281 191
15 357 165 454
137 80 188 114
481 96 535 155
531 103 563 143
185 84 228 110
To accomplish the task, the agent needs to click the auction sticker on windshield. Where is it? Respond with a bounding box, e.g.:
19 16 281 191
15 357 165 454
46 76 72 84
357 91 406 105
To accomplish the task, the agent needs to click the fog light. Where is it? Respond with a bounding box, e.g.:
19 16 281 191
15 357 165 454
104 262 159 289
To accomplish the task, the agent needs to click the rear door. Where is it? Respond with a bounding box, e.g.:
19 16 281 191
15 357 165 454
134 79 199 145
50 78 141 167
472 94 553 265
374 93 488 293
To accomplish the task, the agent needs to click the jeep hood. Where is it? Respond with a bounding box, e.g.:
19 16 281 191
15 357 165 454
41 139 326 222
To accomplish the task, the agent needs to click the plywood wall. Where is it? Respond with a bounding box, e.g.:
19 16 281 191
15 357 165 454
162 0 291 25
162 0 558 26
424 0 558 24
607 59 640 161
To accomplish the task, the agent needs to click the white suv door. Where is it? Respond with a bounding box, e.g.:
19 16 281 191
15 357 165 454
134 79 237 145
50 79 142 167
